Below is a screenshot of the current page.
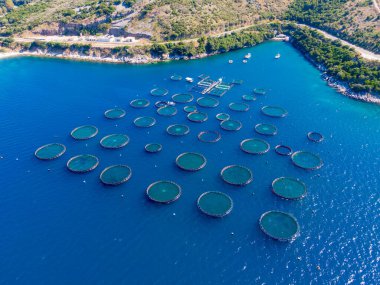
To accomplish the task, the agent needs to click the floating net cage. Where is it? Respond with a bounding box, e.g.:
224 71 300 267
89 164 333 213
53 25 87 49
220 119 242 131
146 181 181 203
172 93 193 104
215 113 230 121
175 152 207 171
275 145 293 156
198 74 209 80
240 138 270 155
259 211 300 242
198 130 221 143
67 154 99 173
166 124 190 136
134 116 156 128
231 79 243 85
150 87 168 97
261 106 288 118
35 143 66 160
183 105 197 113
71 125 98 140
197 191 233 218
220 165 253 186
255 123 278 136
208 87 228 97
187 111 208 123
291 151 323 170
130 98 150 108
242 94 256 101
253 88 266 95
272 177 307 200
100 165 132 186
170 74 182 81
155 101 168 108
307 131 324 143
229 102 249 112
157 105 177 117
104 108 126 119
100 134 130 149
197 97 220 108
145 143 162 153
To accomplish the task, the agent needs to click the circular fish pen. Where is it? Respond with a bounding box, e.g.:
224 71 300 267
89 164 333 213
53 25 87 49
67 154 99 173
150 88 168 97
198 130 221 143
184 105 197 113
166 124 190 136
187 111 208 123
242 94 256 101
130 98 150 108
134 116 156 128
255 123 278 136
146 181 181 203
197 97 219 108
172 93 193 103
71 125 98 140
104 108 126 119
253 88 266 95
170 74 182 81
35 143 66 160
175 152 207 171
220 119 242 131
274 145 293 156
261 106 288 118
229 102 249 112
307 131 324 143
259 211 300 242
240 138 270 155
197 191 233 218
100 165 132 186
291 151 323 170
272 177 307 200
155 101 167 108
215 113 230 121
220 165 253 186
100 134 130 149
157 105 177 117
145 143 162 153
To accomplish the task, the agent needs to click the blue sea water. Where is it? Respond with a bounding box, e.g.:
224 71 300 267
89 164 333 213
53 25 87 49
0 41 379 284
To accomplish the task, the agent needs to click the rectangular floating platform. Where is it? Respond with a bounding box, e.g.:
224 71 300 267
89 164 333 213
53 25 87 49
192 76 233 97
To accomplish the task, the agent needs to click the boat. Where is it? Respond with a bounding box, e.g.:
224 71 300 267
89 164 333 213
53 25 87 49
228 60 233 64
244 53 251 59
242 60 248 64
275 53 281 59
185 77 194 83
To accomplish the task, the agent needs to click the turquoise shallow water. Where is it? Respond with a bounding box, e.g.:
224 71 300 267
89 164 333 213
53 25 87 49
0 41 379 284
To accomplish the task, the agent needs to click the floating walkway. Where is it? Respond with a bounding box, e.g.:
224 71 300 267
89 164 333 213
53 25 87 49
191 75 233 97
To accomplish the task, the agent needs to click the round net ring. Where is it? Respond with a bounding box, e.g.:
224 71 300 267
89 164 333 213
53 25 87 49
35 143 66 160
150 87 168 97
170 74 182 81
240 138 270 155
307 131 324 143
70 125 98 140
104 108 126 119
100 134 130 149
253 88 266 95
157 105 177 117
183 105 197 113
259 210 300 242
197 191 233 218
145 143 162 153
229 102 250 112
215 113 230 121
175 152 207 171
172 93 194 104
291 151 323 170
261 106 288 118
130 98 150 108
99 165 132 186
272 177 307 200
166 124 190 136
197 130 221 143
155 101 168 108
242 94 256 101
133 116 156 128
196 97 220 108
187 111 208 123
254 123 278 136
66 154 99 173
274 145 293 156
146 180 181 203
220 165 253 186
220 119 242 131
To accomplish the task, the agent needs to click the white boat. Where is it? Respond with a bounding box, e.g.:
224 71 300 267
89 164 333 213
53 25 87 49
275 53 281 59
185 77 194 83
244 53 251 59
242 60 248 64
228 59 233 64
